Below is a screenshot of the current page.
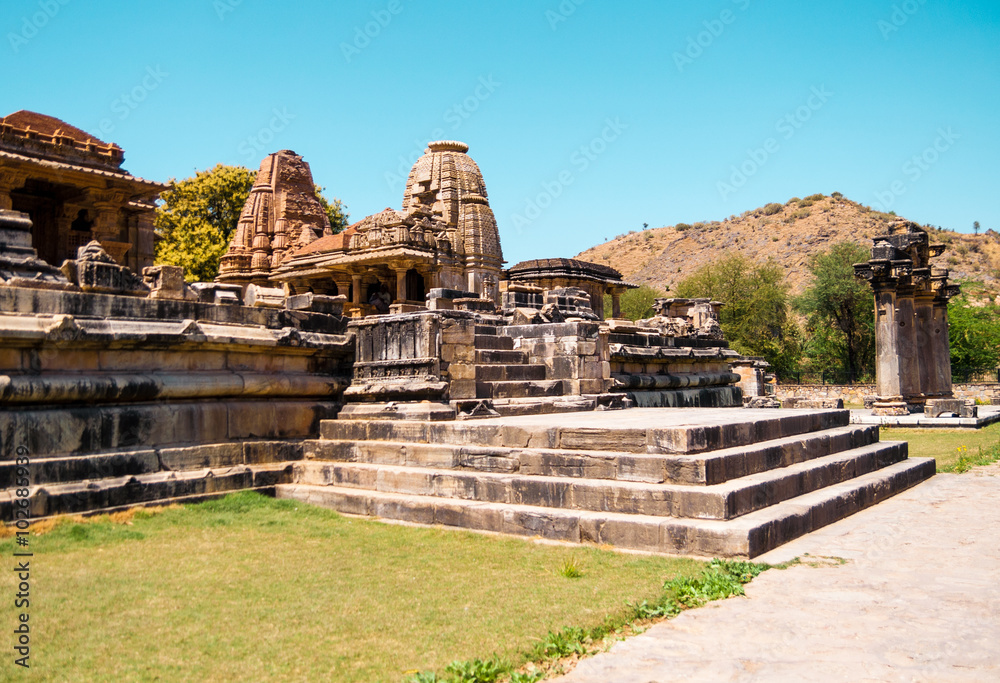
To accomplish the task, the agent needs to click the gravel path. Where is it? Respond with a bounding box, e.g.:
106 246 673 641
554 465 1000 682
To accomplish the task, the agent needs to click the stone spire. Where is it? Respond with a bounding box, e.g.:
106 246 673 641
402 141 503 299
217 150 331 287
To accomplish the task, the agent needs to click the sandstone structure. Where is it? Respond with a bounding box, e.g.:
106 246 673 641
216 150 333 288
506 258 633 319
0 110 165 272
854 221 968 417
0 139 936 558
262 141 504 314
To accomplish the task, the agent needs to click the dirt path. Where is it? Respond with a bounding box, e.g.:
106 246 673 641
554 466 1000 682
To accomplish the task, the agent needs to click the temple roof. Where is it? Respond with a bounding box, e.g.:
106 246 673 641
1 110 112 147
1 109 126 171
508 258 627 284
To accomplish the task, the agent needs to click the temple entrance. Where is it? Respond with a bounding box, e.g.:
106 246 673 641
11 179 70 266
405 269 425 302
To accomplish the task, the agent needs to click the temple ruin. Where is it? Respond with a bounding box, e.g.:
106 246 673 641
0 110 165 273
854 221 970 418
0 130 937 557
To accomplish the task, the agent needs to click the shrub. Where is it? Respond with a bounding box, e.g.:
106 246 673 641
676 223 692 231
787 197 801 205
762 202 783 216
831 191 843 199
804 193 825 201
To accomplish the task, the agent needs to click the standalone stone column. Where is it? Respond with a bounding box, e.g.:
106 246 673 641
856 221 960 416
914 279 939 399
894 280 924 408
930 279 959 399
871 280 910 415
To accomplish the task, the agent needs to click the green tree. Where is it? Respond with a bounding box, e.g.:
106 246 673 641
673 253 801 377
948 284 1000 372
155 164 349 282
604 285 666 321
795 242 875 381
973 220 980 236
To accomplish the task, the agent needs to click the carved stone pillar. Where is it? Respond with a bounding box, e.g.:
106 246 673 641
0 170 28 211
610 286 624 319
856 221 958 416
394 268 408 302
931 278 960 399
870 278 909 415
894 279 923 408
351 273 363 306
914 280 938 399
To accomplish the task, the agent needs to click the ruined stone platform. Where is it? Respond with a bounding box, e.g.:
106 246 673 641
276 408 935 558
851 405 1000 429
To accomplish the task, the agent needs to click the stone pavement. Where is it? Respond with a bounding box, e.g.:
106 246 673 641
554 464 1000 683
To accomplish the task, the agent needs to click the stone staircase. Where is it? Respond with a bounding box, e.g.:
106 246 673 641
277 408 936 558
473 324 563 400
0 406 319 521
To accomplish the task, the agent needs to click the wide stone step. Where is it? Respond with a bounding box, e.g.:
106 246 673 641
474 334 515 351
476 380 564 400
474 325 500 336
275 457 935 558
475 364 547 382
475 349 529 364
295 441 906 521
304 425 877 485
0 441 304 489
318 408 852 455
0 464 293 520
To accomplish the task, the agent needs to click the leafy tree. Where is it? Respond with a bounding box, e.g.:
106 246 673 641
948 285 1000 372
603 285 666 320
155 164 349 282
673 253 801 377
795 242 875 382
973 220 980 236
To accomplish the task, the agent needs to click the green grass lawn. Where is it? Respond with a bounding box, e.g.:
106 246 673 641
0 493 706 682
881 421 1000 471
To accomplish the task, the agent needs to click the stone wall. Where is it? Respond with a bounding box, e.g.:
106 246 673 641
501 321 609 396
0 285 353 464
777 382 998 405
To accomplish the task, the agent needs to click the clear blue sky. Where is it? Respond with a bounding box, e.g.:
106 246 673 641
4 0 998 265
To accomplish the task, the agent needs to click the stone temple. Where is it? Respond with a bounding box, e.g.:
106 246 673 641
0 124 936 558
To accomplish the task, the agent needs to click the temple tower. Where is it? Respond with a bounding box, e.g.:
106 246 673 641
217 150 331 288
402 141 504 302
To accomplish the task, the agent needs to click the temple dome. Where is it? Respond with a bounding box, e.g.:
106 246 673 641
402 141 502 265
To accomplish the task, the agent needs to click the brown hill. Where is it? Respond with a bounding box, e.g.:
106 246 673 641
575 194 999 300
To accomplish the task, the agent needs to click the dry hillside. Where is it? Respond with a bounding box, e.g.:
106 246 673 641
576 194 999 300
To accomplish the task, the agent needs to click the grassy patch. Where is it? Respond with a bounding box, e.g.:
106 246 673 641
0 492 706 682
410 558 771 682
881 421 1000 472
